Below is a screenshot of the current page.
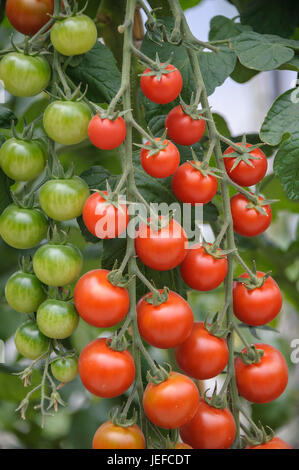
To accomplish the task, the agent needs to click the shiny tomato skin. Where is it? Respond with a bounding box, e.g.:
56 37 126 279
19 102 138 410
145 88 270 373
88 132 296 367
143 371 199 429
165 106 205 146
92 421 146 449
224 143 267 187
171 161 218 204
235 343 288 404
6 0 54 36
179 398 236 449
51 356 78 383
74 269 130 328
78 338 135 398
50 15 97 56
140 138 180 178
15 320 49 360
82 191 129 239
175 322 229 380
233 271 282 326
36 299 79 339
140 64 183 104
230 193 272 237
180 243 227 291
135 218 188 271
246 437 292 449
88 115 126 150
174 443 193 449
5 271 46 314
0 52 50 97
43 100 92 145
0 204 48 249
137 290 193 349
0 138 47 182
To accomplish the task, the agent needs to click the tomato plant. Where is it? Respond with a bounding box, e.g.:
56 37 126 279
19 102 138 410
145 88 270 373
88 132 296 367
92 421 146 449
165 105 205 146
140 64 183 104
88 115 127 150
172 161 218 204
6 0 54 36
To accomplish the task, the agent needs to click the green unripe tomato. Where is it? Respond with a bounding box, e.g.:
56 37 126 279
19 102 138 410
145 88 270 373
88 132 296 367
39 177 90 221
50 14 97 56
0 138 47 181
43 100 92 145
5 271 46 314
0 204 48 249
33 243 83 286
15 320 49 359
51 356 78 383
37 299 79 339
0 52 50 97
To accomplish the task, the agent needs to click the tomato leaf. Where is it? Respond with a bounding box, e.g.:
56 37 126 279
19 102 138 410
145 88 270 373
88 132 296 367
208 15 252 41
273 134 299 201
179 0 202 9
0 105 17 129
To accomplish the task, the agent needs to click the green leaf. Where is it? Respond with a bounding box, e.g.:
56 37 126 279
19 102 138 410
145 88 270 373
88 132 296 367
179 0 202 9
230 59 259 83
262 176 299 216
208 15 252 41
213 113 231 137
67 42 121 103
0 105 17 129
231 32 294 71
240 0 299 39
260 89 299 145
279 54 299 72
197 46 237 96
273 134 299 201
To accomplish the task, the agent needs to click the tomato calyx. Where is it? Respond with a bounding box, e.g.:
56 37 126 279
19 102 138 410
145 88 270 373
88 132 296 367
242 420 275 447
237 344 264 365
146 362 171 385
144 287 170 307
108 332 129 352
107 269 131 289
203 384 227 409
50 1 85 20
234 266 272 291
223 136 265 172
47 223 69 245
135 129 169 157
204 313 230 339
178 95 209 121
18 255 34 275
245 195 277 217
109 405 138 428
140 52 178 80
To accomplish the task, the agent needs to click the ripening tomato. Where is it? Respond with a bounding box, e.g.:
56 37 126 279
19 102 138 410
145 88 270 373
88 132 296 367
233 272 282 326
39 177 90 221
140 64 183 104
180 398 236 449
223 143 267 187
175 322 229 380
135 218 188 271
51 356 78 383
235 343 288 404
74 269 130 328
137 290 193 349
5 270 46 314
88 115 126 150
143 372 199 429
92 421 146 449
15 320 49 360
0 138 47 182
79 338 135 398
0 204 48 249
180 243 227 291
82 191 129 239
43 100 92 145
6 0 54 36
230 193 272 237
165 106 205 146
140 138 180 178
172 161 218 204
174 443 193 449
246 437 292 449
50 14 98 56
37 299 79 339
0 53 50 97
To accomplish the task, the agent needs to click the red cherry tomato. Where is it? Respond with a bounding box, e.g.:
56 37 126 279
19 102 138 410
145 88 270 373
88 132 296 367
92 421 145 449
135 218 188 271
143 371 199 429
171 161 217 204
230 193 272 237
137 290 193 349
235 343 288 404
79 338 135 398
140 138 180 178
165 105 205 146
175 322 229 380
233 271 282 326
246 437 292 449
6 0 54 36
74 269 130 328
179 398 236 449
83 191 129 239
140 64 183 104
88 115 126 150
224 143 267 187
180 243 227 291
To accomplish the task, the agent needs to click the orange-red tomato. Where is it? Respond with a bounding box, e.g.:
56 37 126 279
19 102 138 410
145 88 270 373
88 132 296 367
224 143 267 187
6 0 54 36
165 106 205 146
180 398 236 449
172 161 218 204
175 322 229 379
235 343 288 403
140 64 183 104
92 421 145 449
143 372 199 429
79 338 135 398
140 138 180 178
246 437 292 449
230 193 272 237
88 115 126 150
